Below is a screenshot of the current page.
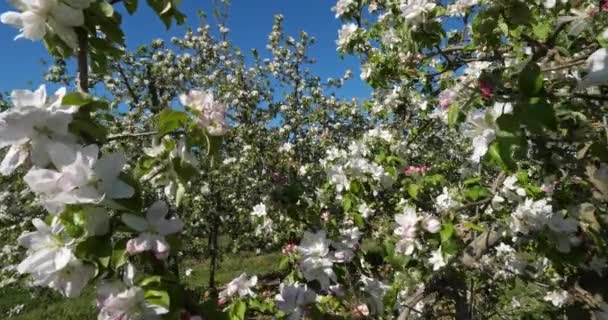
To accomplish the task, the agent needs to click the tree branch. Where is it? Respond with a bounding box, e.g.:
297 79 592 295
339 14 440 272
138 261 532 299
541 58 586 72
76 28 89 93
107 131 159 141
116 63 140 104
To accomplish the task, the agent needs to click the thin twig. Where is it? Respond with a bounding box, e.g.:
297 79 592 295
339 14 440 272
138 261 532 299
116 63 140 104
107 131 159 141
541 58 586 72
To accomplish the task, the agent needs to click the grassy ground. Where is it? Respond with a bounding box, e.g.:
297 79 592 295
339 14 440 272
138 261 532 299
0 251 282 320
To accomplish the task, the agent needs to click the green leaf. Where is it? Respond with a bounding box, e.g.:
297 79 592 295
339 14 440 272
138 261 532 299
487 141 516 171
440 223 455 243
156 109 189 135
279 256 290 271
516 98 557 133
145 289 171 310
464 185 490 201
341 194 353 211
139 276 162 287
228 300 247 320
111 239 128 269
69 110 109 143
464 222 486 232
62 92 92 106
408 183 421 199
463 177 481 186
505 1 532 26
76 236 112 268
59 207 87 238
100 1 115 17
519 62 543 97
533 21 551 41
447 104 459 128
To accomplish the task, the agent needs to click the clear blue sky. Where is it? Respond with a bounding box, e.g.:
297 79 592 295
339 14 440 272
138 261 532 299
0 0 370 99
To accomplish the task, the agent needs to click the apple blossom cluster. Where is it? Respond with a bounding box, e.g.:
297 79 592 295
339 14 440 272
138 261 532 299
0 85 185 317
462 102 513 163
1 0 608 318
218 273 258 303
393 205 441 256
274 282 317 320
179 90 229 136
400 0 436 25
1 0 94 49
321 134 396 194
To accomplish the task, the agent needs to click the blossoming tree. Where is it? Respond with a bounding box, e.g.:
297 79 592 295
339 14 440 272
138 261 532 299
1 0 608 319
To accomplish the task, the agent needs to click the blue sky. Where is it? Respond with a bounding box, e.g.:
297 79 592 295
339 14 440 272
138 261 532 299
0 0 370 98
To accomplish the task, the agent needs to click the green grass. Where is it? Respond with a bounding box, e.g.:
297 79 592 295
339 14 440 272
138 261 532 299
0 287 96 320
185 251 283 288
1 251 282 319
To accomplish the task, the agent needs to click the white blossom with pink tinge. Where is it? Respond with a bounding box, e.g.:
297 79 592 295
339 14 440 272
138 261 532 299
121 201 184 259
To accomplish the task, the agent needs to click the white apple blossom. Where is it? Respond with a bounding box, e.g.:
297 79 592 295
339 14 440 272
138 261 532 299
422 216 441 234
336 23 358 51
298 230 336 290
502 175 527 199
543 0 567 9
24 144 134 214
32 257 95 298
462 102 513 163
254 216 274 236
17 217 93 297
278 142 294 153
400 0 436 25
179 89 228 136
97 281 169 320
447 0 479 16
327 165 349 193
1 0 94 48
274 282 316 320
251 203 267 217
333 0 356 18
578 48 608 89
357 202 375 219
544 289 569 307
332 227 361 263
394 206 420 255
122 201 184 259
17 217 73 274
429 247 447 271
0 85 76 175
510 198 553 235
436 187 457 212
438 89 457 108
365 127 394 142
218 273 257 301
360 276 389 315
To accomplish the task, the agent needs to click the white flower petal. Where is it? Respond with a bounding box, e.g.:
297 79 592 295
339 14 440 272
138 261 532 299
0 11 23 27
20 11 47 40
0 143 29 175
122 214 149 232
146 200 169 222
